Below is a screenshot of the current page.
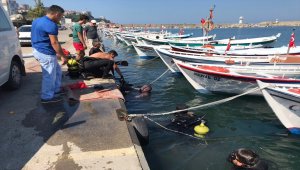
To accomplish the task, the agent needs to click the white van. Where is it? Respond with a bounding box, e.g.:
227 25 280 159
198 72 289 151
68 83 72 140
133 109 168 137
0 4 25 90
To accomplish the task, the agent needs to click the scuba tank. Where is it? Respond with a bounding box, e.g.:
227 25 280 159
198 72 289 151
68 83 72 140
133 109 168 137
62 48 80 79
67 57 80 79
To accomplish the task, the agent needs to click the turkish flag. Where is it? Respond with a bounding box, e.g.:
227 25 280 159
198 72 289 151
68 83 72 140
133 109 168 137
289 33 296 48
226 39 231 51
201 18 206 25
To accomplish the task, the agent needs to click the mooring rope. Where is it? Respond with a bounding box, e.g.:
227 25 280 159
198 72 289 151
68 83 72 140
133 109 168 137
149 67 171 85
128 86 262 117
149 63 176 85
130 56 160 67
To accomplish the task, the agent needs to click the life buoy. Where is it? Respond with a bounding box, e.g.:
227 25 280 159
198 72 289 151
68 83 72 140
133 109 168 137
225 59 235 65
202 44 215 49
198 65 230 73
203 20 214 32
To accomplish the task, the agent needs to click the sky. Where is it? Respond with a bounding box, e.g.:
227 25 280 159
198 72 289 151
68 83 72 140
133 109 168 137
16 0 300 24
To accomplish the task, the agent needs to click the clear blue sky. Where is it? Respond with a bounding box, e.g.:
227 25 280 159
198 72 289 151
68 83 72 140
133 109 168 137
17 0 300 24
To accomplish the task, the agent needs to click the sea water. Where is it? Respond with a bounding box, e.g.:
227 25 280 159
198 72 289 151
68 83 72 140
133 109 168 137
102 27 300 170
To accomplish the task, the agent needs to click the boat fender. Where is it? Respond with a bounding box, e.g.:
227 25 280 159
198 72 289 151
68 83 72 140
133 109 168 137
131 117 149 145
156 36 160 39
194 120 209 138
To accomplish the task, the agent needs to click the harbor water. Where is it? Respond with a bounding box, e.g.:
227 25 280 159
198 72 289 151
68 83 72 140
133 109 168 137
102 27 300 170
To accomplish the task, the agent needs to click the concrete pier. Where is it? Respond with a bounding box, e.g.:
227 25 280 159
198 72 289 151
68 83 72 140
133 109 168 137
0 30 149 170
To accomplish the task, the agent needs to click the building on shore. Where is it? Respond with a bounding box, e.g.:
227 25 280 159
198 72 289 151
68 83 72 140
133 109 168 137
1 0 19 15
18 4 29 13
239 16 244 24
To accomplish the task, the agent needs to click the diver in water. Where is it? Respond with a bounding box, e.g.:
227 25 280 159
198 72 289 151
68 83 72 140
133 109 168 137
171 104 206 128
118 79 152 98
135 84 152 98
228 148 268 170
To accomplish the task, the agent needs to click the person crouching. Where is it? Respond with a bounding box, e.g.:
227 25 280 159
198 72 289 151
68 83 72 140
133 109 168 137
81 50 124 79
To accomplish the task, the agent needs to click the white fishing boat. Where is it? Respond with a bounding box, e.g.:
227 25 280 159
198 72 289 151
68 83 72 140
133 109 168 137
155 48 300 64
132 43 170 60
168 33 281 47
183 62 300 76
122 35 137 46
169 44 300 56
170 45 269 55
217 46 300 56
115 34 126 43
257 80 300 134
174 59 300 95
164 33 194 39
155 48 271 66
139 35 215 45
153 47 180 73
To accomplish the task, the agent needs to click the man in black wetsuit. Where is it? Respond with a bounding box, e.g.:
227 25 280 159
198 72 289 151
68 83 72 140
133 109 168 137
81 50 123 79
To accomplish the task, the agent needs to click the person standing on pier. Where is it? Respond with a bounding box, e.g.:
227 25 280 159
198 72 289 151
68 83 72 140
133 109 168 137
84 20 105 52
31 5 68 103
72 14 89 61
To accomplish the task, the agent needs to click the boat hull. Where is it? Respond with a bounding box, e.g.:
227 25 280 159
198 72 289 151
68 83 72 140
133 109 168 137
258 81 300 134
133 44 158 60
176 61 300 95
168 34 280 47
154 48 180 73
156 48 272 64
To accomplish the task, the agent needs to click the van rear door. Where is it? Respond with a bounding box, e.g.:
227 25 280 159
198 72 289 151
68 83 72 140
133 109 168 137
0 5 16 86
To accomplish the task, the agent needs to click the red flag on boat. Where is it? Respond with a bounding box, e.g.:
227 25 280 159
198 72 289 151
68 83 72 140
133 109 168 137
201 18 206 25
226 39 231 52
289 32 296 48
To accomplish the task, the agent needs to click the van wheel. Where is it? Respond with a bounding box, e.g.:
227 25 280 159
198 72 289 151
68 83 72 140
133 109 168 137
3 61 22 90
